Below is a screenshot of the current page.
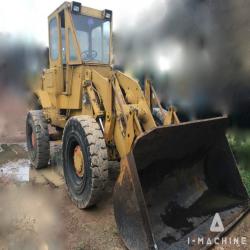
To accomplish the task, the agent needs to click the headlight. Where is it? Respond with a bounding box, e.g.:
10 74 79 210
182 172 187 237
72 1 81 14
104 9 112 20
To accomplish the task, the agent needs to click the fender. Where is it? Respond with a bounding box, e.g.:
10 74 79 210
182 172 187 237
35 90 52 108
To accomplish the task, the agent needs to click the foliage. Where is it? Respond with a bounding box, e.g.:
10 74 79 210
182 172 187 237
227 129 250 194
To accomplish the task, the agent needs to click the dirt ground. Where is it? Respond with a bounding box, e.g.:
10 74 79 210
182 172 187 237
0 89 126 250
0 89 249 250
0 144 126 250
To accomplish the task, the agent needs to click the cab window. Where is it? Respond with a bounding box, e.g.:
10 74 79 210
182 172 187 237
49 17 59 60
72 14 111 64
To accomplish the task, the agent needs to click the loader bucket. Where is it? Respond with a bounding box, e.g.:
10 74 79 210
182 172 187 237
113 117 249 250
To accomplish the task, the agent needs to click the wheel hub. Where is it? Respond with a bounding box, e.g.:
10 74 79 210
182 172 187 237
73 145 84 177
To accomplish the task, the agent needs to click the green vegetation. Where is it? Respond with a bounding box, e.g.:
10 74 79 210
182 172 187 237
239 168 250 195
227 129 250 194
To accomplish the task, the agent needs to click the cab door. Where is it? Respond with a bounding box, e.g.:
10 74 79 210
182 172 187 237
46 14 64 96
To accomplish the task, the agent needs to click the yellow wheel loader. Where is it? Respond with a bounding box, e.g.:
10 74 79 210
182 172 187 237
26 2 249 249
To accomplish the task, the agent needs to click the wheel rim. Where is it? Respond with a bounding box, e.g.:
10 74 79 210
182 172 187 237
31 131 36 148
73 145 85 177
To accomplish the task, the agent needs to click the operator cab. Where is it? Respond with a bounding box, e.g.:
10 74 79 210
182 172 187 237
48 1 112 66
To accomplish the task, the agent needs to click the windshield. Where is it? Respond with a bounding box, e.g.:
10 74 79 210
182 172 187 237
72 14 111 64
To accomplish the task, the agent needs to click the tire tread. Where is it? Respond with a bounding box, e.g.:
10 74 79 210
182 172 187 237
27 110 50 169
63 115 108 208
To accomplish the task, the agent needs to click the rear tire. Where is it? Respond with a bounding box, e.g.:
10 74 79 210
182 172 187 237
28 94 42 110
26 110 50 169
62 115 108 209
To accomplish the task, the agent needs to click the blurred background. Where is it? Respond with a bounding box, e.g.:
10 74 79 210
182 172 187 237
0 0 250 191
1 0 250 124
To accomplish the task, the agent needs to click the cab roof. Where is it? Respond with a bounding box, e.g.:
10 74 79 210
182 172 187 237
48 1 107 20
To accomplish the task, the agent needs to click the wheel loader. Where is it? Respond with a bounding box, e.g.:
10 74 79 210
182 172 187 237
26 2 249 249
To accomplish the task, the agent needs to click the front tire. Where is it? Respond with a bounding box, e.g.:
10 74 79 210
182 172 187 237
62 116 108 209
